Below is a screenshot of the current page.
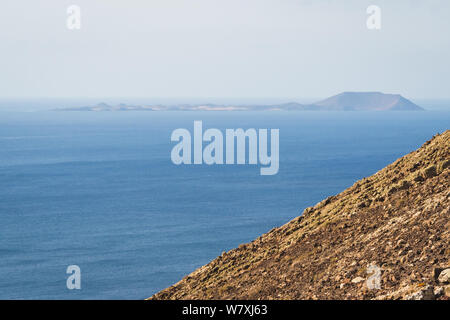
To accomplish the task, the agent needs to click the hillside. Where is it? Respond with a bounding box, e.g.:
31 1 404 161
151 131 449 300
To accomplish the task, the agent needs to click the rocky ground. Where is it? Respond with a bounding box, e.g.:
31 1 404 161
151 131 449 300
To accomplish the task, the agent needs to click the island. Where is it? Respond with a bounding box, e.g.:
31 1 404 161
54 92 424 112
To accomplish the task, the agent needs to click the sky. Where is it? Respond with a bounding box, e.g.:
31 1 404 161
0 0 449 102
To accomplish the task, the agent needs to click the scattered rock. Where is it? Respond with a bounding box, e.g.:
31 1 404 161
433 286 444 297
405 285 435 300
438 268 450 284
445 285 450 298
424 165 437 178
437 159 450 173
351 277 365 284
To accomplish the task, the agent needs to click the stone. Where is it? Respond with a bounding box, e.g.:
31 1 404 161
438 268 450 284
351 277 365 284
405 285 435 300
433 286 443 297
445 285 450 298
424 165 437 178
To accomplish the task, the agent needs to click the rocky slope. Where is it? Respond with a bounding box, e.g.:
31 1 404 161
151 131 449 300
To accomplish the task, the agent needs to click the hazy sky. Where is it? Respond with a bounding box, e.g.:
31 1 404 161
1 0 449 101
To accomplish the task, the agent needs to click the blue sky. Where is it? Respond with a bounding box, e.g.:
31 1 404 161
0 0 449 100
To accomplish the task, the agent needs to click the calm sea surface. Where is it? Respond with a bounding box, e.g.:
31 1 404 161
0 110 449 299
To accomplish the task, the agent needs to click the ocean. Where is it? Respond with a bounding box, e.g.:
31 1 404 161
0 110 449 299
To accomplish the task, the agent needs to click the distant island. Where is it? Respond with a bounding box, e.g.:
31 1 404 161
55 92 424 112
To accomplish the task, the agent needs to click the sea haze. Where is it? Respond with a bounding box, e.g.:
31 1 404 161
0 110 449 299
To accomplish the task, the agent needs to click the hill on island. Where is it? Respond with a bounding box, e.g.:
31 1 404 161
56 92 424 111
310 92 424 111
150 131 449 300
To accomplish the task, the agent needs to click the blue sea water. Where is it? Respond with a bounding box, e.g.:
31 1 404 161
0 110 448 299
